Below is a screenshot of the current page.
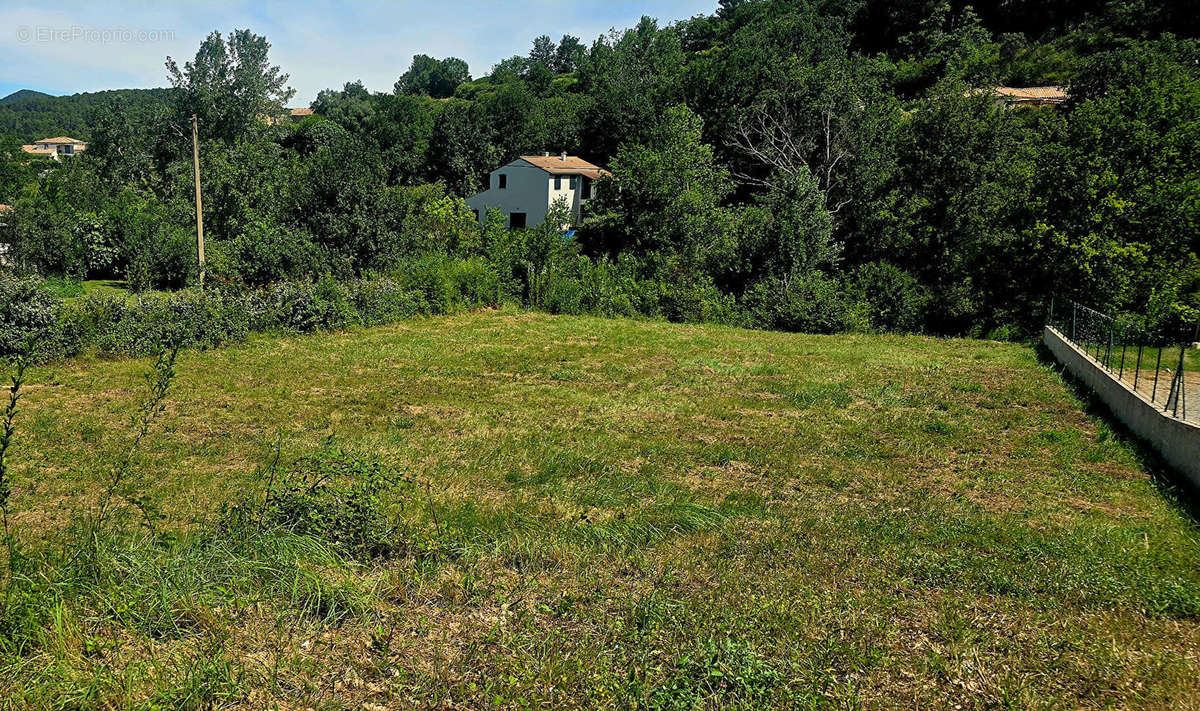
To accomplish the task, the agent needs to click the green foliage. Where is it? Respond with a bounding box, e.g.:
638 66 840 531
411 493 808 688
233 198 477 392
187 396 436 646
848 261 930 333
0 276 59 357
639 638 793 710
0 87 174 143
745 270 866 334
394 54 471 99
254 444 414 561
593 104 733 279
165 29 295 145
4 2 1198 342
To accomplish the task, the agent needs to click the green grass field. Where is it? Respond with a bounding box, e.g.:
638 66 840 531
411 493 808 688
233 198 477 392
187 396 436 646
5 309 1200 709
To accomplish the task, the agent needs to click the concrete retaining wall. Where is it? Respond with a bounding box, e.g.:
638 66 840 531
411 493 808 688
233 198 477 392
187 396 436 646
1044 326 1200 487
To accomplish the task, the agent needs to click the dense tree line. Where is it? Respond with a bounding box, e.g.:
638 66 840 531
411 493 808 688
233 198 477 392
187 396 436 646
0 88 175 143
1 0 1197 339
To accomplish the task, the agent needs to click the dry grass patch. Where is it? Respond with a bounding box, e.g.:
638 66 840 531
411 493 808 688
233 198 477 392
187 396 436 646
2 310 1198 708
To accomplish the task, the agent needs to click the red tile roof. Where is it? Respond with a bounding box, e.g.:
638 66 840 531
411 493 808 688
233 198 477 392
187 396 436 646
993 86 1068 103
520 155 610 180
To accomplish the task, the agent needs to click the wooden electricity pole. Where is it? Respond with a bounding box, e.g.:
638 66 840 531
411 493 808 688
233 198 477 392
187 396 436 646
192 114 205 287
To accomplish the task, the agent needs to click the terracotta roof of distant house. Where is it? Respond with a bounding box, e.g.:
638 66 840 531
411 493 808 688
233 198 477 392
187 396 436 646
520 154 611 180
0 204 12 212
20 144 56 156
993 86 1068 103
35 136 86 144
289 108 314 117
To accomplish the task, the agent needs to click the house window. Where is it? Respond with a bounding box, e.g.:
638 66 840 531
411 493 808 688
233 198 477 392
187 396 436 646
509 212 526 230
554 176 562 190
472 209 479 222
570 176 578 190
581 179 592 200
498 174 507 189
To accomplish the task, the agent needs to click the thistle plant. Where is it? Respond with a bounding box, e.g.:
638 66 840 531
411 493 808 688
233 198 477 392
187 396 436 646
95 346 180 531
0 357 27 586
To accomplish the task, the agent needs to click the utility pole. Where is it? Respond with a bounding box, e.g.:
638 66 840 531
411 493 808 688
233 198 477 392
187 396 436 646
192 114 205 287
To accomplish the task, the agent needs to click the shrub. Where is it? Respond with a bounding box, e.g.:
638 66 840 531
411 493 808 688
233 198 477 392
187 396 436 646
251 277 352 334
253 446 413 561
125 222 197 292
657 275 744 326
348 277 429 326
848 261 930 333
210 222 317 287
0 276 63 359
542 272 585 315
57 289 250 357
445 256 500 309
390 253 460 314
312 274 356 330
744 271 865 334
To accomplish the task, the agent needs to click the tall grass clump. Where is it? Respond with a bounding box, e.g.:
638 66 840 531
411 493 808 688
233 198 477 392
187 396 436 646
0 351 438 683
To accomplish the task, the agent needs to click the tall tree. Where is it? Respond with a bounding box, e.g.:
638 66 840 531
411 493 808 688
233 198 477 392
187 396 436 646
394 55 470 98
529 35 557 69
165 29 294 144
553 35 585 73
312 80 375 133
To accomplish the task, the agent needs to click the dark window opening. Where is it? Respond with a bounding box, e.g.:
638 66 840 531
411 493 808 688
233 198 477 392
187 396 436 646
554 176 562 190
581 179 592 199
498 174 507 189
570 176 578 190
509 212 526 230
472 209 479 221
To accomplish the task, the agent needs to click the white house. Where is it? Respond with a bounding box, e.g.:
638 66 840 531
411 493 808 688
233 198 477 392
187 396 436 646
20 136 87 160
465 153 609 230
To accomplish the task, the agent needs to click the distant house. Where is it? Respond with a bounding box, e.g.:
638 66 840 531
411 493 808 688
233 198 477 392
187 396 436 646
0 205 12 265
263 107 315 126
21 136 87 159
466 153 610 230
991 86 1068 107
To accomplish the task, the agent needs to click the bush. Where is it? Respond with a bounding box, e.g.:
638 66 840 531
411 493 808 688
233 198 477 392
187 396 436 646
744 271 866 334
446 256 500 308
244 276 354 334
390 253 501 314
61 289 251 356
348 277 429 326
0 276 63 359
657 275 744 326
210 222 317 287
125 222 197 292
255 446 413 561
848 261 930 333
390 253 460 314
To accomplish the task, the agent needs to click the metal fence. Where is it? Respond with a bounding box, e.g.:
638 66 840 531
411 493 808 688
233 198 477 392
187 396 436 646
1047 300 1198 424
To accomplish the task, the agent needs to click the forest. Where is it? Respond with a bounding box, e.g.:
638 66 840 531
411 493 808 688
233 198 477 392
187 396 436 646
1 0 1197 353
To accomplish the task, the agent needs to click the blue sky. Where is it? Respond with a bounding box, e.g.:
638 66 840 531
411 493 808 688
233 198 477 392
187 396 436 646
0 1 716 104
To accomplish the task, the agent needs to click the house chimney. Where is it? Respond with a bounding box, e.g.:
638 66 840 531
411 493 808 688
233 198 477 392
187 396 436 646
560 151 567 161
542 151 550 157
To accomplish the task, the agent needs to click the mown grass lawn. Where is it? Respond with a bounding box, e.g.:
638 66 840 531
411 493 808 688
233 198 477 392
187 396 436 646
5 308 1200 709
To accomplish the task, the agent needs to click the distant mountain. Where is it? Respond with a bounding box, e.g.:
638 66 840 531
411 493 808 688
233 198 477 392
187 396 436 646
0 88 176 143
0 89 53 106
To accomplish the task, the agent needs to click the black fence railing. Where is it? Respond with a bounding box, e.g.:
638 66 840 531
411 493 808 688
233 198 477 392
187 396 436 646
1047 299 1197 424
